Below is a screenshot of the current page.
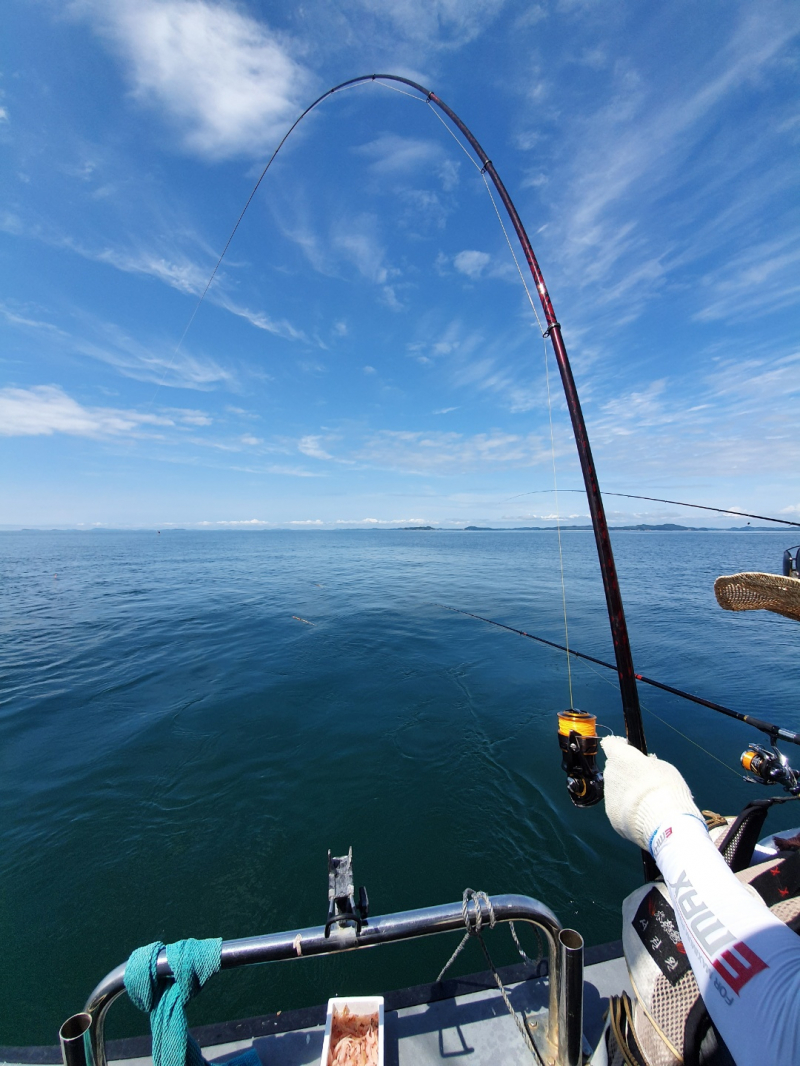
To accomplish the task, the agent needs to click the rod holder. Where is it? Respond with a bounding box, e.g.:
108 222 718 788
60 1013 93 1066
558 928 584 1066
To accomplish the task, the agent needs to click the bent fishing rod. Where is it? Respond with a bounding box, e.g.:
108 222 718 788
187 73 653 872
437 605 800 746
195 74 645 754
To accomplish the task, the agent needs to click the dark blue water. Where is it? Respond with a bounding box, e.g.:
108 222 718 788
1 529 798 1045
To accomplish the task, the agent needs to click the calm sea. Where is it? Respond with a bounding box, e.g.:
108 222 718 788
1 529 798 1045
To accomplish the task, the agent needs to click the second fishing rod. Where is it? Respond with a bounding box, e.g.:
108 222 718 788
437 603 800 747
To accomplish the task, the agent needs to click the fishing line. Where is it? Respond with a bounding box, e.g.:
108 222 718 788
145 79 372 409
456 141 576 703
507 489 800 529
425 100 484 174
376 81 428 103
541 336 573 706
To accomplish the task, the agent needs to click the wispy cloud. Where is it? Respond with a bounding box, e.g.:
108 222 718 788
439 249 514 282
693 234 800 323
542 4 800 325
356 429 550 474
334 516 429 525
74 0 314 158
0 302 235 391
409 319 549 413
453 250 491 279
349 0 507 48
197 518 271 526
584 340 800 477
0 385 199 438
0 215 308 343
275 200 402 307
298 435 335 460
355 134 460 191
331 214 396 287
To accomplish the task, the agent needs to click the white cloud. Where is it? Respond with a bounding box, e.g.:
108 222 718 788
693 234 800 323
334 517 430 525
215 295 308 343
408 319 549 413
298 435 334 460
596 380 671 436
77 323 235 391
0 106 9 125
198 518 270 526
0 385 176 438
1 301 235 391
163 407 212 426
351 0 507 48
331 214 393 285
266 465 322 477
76 0 314 158
453 250 491 279
1 217 307 343
355 134 460 191
544 5 800 324
93 245 209 295
356 429 550 474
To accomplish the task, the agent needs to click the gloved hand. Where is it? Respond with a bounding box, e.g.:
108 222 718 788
600 735 704 851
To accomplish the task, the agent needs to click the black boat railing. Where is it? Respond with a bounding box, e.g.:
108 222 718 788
60 893 583 1066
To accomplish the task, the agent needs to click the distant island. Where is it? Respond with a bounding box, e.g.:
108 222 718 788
463 523 708 531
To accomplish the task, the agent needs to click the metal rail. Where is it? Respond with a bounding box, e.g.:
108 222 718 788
60 894 583 1066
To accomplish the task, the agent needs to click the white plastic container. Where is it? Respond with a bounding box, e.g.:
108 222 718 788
319 995 384 1066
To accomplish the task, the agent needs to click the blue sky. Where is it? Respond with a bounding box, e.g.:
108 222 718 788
1 0 799 529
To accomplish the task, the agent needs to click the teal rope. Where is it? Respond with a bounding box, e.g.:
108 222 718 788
124 938 259 1066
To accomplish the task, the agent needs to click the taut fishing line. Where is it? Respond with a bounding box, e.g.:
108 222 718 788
476 171 574 706
145 78 371 409
427 96 576 705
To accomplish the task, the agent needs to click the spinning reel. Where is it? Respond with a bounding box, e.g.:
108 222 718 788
741 740 800 795
782 545 800 578
557 709 604 807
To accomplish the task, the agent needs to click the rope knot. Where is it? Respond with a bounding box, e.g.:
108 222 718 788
461 888 495 936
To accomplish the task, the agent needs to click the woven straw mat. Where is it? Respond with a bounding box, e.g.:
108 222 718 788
714 572 800 622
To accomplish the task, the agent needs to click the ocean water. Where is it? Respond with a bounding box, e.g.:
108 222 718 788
1 528 798 1045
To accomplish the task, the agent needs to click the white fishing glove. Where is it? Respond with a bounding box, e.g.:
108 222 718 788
600 735 704 851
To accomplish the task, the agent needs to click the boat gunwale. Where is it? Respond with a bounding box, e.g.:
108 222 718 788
1 940 622 1065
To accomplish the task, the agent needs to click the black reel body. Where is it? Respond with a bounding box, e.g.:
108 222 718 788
741 742 800 795
782 545 800 578
557 709 604 807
